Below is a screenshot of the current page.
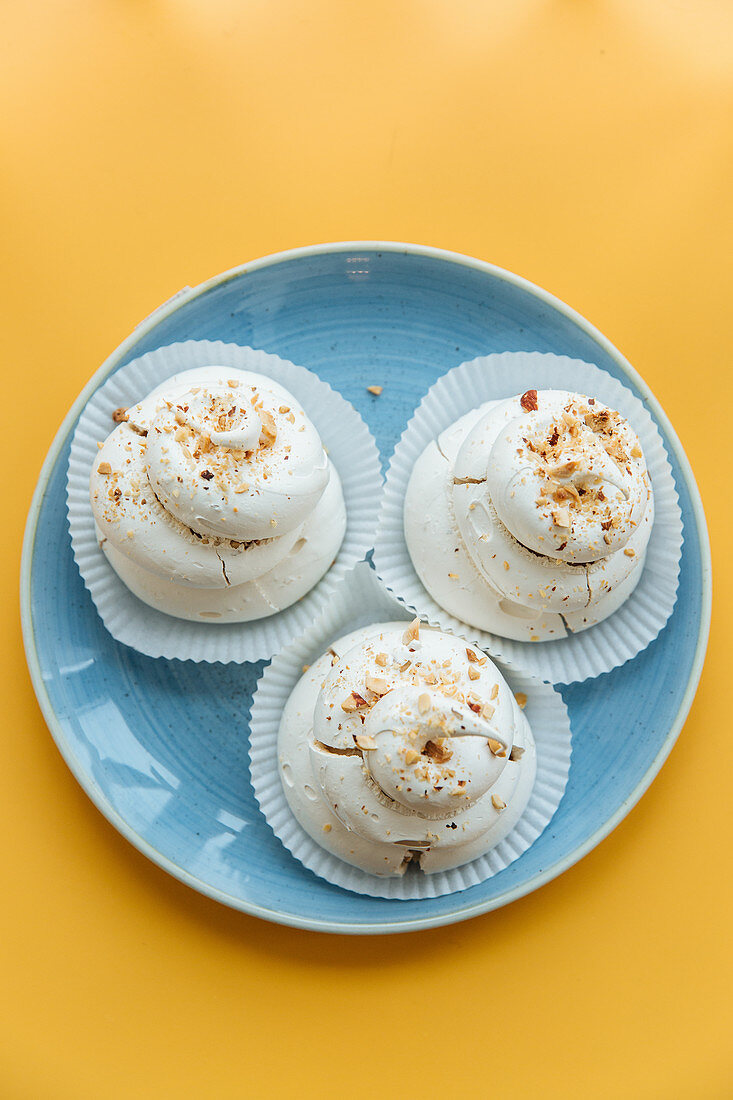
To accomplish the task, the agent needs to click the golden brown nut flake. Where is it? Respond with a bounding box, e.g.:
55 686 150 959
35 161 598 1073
520 389 539 412
366 385 383 396
112 407 128 423
365 673 389 696
491 795 507 810
341 692 369 713
514 692 528 709
551 506 571 528
97 462 112 475
355 734 377 751
402 618 420 644
487 738 505 757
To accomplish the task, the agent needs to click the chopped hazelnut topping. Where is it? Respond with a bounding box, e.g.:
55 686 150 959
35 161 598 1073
465 648 480 663
112 407 128 423
515 692 528 709
278 405 290 414
234 484 249 494
402 618 420 644
487 738 505 756
468 665 480 681
227 378 239 387
509 745 525 762
548 460 579 478
323 823 332 832
491 795 507 810
375 653 388 667
631 445 642 459
624 547 636 557
404 750 420 766
482 703 495 721
365 673 389 696
259 409 277 443
503 560 510 571
399 660 411 672
552 506 571 528
355 734 377 750
490 683 499 700
341 692 369 713
366 385 383 396
97 462 112 475
520 389 539 412
448 572 458 579
417 693 431 715
423 739 453 764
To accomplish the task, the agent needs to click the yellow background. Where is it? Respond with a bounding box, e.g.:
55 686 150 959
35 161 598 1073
2 2 730 1097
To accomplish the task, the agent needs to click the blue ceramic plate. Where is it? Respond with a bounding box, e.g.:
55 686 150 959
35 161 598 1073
21 243 711 934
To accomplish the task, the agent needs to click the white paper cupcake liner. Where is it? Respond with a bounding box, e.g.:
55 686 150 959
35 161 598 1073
373 353 683 684
67 340 383 662
249 562 572 900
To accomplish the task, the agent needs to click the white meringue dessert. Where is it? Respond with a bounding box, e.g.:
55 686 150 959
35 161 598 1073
404 388 654 641
278 620 537 876
90 366 346 622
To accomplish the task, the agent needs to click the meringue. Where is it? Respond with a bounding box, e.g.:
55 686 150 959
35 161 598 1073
278 621 537 876
90 366 346 622
404 389 654 641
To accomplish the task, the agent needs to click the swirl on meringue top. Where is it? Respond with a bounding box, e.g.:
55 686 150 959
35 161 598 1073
278 621 537 876
90 366 346 622
404 389 654 641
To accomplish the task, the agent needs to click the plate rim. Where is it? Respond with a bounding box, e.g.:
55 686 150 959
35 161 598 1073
20 240 713 934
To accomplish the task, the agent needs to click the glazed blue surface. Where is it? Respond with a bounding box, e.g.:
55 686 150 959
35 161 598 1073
25 247 706 931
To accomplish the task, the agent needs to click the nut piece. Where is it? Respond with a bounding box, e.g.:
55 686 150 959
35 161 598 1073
97 462 112 475
366 385 383 396
520 389 539 412
375 653 388 667
514 692 528 709
487 738 506 757
404 750 420 766
111 407 128 423
465 648 480 663
365 673 389 696
509 745 525 762
548 460 579 478
490 683 499 700
417 693 431 715
258 408 277 443
551 505 571 528
624 548 636 558
402 618 420 644
341 692 369 713
355 734 377 751
491 794 507 811
423 738 453 764
468 665 480 681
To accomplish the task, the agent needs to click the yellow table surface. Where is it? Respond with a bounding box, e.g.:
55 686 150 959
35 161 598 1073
2 2 730 1097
